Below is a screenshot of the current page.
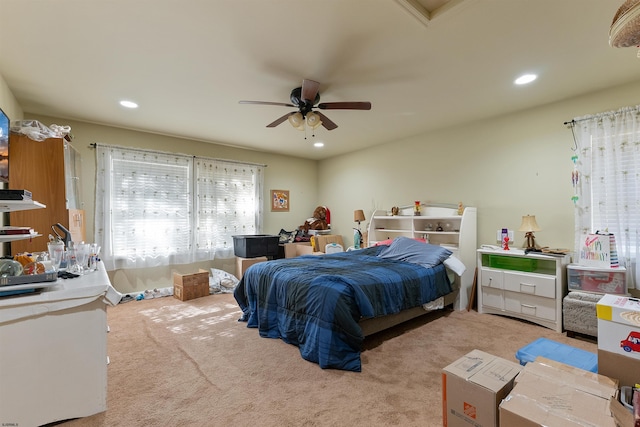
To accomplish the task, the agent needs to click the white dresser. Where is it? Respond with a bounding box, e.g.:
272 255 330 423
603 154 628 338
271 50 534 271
0 263 121 427
477 249 570 333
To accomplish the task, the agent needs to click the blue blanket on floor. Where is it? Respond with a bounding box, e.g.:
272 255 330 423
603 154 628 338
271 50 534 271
234 247 452 372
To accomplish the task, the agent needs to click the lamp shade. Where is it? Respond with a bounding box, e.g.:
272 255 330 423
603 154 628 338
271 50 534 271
518 215 541 232
288 112 305 130
306 112 322 129
354 209 365 223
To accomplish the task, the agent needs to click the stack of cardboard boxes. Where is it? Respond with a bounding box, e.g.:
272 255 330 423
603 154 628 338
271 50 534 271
442 349 637 426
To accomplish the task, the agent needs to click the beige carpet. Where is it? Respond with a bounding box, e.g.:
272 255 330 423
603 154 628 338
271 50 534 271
58 294 596 427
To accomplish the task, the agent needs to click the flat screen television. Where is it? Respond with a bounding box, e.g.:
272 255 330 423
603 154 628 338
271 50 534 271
0 108 8 183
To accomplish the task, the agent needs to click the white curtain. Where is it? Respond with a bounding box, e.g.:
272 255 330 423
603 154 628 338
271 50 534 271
571 104 640 289
95 145 263 270
194 157 264 260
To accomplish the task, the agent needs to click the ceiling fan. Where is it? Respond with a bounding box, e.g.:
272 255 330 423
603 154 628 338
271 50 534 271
239 79 371 131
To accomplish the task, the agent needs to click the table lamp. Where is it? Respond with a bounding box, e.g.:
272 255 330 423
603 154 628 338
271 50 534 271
518 215 541 250
354 209 365 249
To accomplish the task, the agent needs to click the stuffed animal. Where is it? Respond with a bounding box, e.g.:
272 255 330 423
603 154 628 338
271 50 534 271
299 206 329 232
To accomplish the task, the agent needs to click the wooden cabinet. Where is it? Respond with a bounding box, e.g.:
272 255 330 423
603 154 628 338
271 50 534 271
368 204 477 310
477 249 570 332
8 134 85 254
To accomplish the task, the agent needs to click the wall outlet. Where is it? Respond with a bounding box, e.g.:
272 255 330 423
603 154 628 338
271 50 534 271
496 229 514 243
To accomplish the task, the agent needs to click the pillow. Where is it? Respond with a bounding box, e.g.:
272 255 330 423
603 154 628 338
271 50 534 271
373 237 425 247
278 229 298 244
372 238 394 247
443 255 466 277
377 236 452 268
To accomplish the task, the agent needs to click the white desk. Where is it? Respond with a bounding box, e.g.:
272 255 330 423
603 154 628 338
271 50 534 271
0 263 121 427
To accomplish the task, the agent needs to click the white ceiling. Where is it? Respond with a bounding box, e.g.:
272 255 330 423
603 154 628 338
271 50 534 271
1 0 638 160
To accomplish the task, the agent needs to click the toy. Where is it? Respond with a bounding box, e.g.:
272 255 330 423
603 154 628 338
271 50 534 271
300 206 330 232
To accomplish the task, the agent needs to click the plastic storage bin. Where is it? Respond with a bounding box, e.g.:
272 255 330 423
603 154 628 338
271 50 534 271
515 337 598 372
567 264 626 294
232 234 279 258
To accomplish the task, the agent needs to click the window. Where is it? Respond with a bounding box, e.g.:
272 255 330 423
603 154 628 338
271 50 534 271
571 104 640 289
95 145 263 270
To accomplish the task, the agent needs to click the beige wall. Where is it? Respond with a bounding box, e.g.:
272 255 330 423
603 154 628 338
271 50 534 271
319 80 640 254
3 72 640 295
0 74 23 121
0 93 319 293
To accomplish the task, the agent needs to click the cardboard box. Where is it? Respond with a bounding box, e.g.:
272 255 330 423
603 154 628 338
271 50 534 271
173 270 209 301
283 242 311 258
517 357 617 398
609 396 635 427
596 294 640 360
311 234 344 253
598 348 640 388
442 349 522 427
499 357 618 427
235 256 267 280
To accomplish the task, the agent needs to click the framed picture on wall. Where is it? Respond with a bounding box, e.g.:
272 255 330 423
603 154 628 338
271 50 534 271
271 189 289 212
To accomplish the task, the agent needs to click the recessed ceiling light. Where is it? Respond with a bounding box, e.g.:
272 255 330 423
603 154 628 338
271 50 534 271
514 74 537 85
313 142 324 148
119 100 138 109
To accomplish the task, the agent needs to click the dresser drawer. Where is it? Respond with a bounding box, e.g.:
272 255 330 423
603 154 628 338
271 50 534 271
481 287 504 310
480 267 504 289
503 271 555 299
504 291 557 322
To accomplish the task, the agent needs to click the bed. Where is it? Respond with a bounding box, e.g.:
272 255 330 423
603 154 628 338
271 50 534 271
233 237 465 372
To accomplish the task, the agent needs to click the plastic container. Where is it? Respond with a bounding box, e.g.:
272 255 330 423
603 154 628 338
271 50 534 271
515 337 598 373
567 264 627 294
232 234 279 258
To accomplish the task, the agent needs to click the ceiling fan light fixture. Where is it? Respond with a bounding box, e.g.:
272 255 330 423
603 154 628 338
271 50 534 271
306 112 322 129
610 0 640 47
288 112 305 130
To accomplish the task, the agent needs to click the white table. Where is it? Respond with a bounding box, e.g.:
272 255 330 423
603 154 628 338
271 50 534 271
0 263 121 427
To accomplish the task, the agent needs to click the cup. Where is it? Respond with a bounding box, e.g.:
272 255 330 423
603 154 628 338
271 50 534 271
66 247 78 274
74 243 91 275
47 241 65 272
88 243 101 272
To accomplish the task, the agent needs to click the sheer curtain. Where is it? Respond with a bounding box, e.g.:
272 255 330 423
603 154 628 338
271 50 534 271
571 104 640 289
95 144 263 270
194 157 264 259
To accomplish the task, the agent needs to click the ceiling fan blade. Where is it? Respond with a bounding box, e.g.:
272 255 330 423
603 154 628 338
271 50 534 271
266 112 295 128
239 100 295 107
316 111 338 130
301 79 320 104
317 102 372 110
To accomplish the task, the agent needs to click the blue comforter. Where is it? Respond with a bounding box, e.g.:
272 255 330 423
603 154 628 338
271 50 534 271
234 247 452 372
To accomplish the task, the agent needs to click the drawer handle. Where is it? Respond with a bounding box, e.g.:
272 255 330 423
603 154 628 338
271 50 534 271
520 282 536 293
521 303 537 314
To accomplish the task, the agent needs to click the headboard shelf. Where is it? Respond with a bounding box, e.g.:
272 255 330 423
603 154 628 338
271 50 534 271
367 205 477 310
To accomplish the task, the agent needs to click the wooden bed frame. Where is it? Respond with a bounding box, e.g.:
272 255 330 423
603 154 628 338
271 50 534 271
359 288 459 336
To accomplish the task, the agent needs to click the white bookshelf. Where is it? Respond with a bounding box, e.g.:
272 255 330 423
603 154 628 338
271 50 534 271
368 204 477 310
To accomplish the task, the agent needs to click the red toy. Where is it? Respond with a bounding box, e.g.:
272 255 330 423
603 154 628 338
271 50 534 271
502 236 510 251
